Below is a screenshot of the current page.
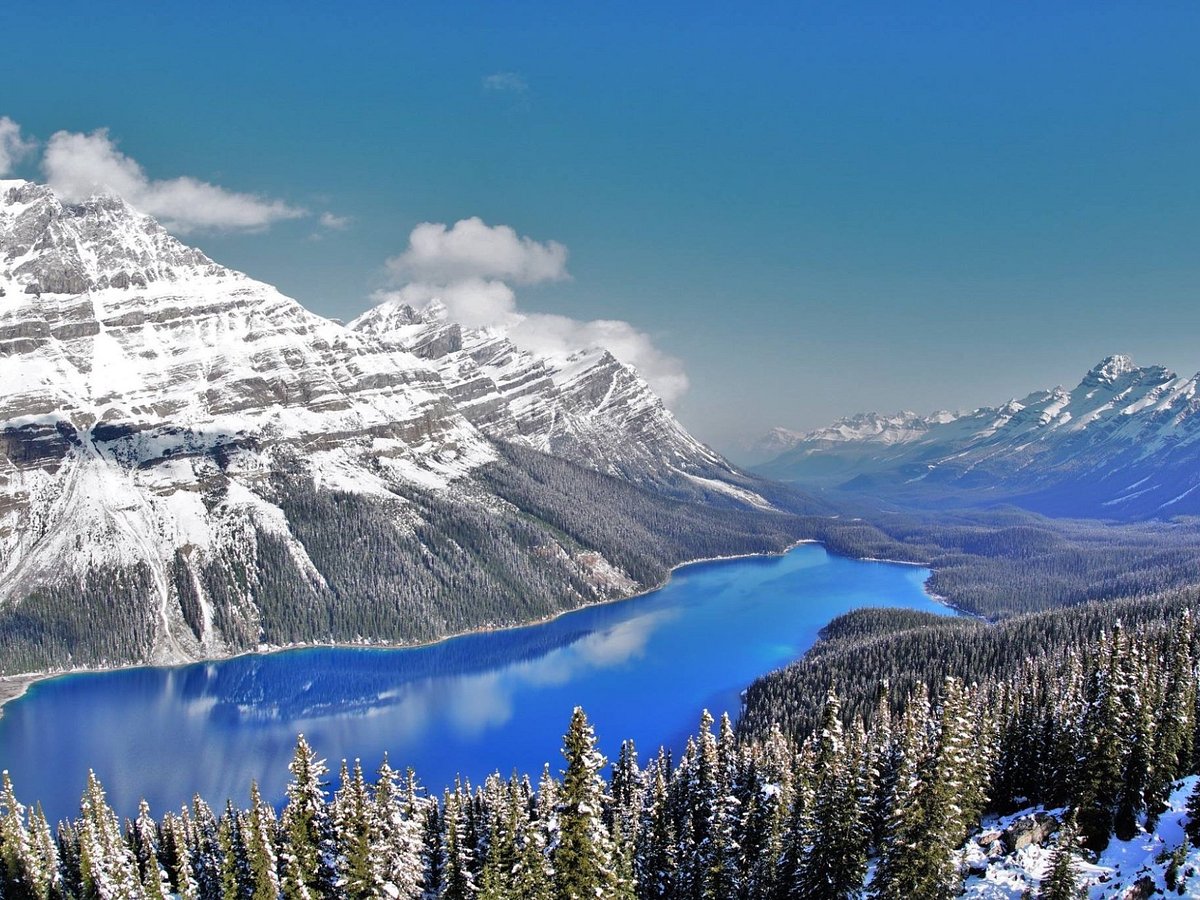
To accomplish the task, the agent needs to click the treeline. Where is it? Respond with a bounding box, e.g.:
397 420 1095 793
3 607 1199 899
790 499 1200 618
739 587 1199 740
0 447 805 676
0 566 160 674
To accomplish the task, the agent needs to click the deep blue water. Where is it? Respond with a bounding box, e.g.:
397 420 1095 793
0 544 947 822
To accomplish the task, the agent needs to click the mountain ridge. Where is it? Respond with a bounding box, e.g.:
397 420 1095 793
754 354 1200 518
0 181 802 675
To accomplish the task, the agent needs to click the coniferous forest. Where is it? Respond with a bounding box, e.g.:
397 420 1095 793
2 598 1199 899
5 6 1200 899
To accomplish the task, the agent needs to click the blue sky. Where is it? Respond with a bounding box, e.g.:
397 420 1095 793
3 1 1199 452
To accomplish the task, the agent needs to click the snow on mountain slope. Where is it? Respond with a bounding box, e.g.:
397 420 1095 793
755 355 1200 519
745 411 962 464
0 181 513 660
744 426 809 464
349 297 752 496
0 181 794 673
799 410 961 447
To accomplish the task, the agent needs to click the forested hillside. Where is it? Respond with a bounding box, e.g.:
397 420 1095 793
2 599 1198 899
793 501 1200 618
739 588 1199 741
0 447 808 676
0 182 806 678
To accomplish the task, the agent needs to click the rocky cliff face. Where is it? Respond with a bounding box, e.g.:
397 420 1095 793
350 298 760 501
0 181 792 674
755 355 1200 518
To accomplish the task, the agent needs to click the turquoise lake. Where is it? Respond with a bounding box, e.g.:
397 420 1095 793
0 544 946 822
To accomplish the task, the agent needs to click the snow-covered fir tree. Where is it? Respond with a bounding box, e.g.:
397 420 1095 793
280 735 336 900
1 605 1198 900
793 692 867 899
554 707 616 900
1037 810 1083 900
127 800 170 900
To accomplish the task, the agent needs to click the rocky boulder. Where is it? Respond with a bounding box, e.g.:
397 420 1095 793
1001 812 1058 854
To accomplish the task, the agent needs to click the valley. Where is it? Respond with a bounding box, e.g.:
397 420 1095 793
2 105 1199 900
0 180 806 679
0 544 943 824
753 355 1200 518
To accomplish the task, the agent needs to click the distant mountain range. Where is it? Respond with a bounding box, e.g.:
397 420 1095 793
0 180 804 674
754 355 1200 519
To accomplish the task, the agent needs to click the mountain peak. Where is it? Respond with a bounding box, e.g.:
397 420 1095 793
1078 354 1176 392
1 180 230 295
1085 354 1138 385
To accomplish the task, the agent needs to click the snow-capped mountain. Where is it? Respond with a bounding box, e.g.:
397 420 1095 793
755 355 1200 518
349 298 742 495
745 411 961 464
0 181 792 675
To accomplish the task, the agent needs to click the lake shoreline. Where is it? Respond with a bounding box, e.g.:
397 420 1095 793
0 537 953 719
0 539 830 717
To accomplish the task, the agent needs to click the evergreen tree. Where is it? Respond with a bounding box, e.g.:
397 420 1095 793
734 742 785 900
906 678 979 899
691 711 739 900
609 741 642 845
77 770 146 900
609 816 637 900
163 813 200 900
439 787 476 900
1147 612 1196 826
1038 812 1082 900
794 692 867 900
422 799 445 899
332 760 376 900
1076 627 1130 850
279 735 335 900
871 687 932 900
27 804 60 900
217 802 252 900
534 763 559 870
1185 778 1200 848
244 783 280 900
865 684 896 849
371 759 425 900
58 820 84 899
553 708 615 900
190 797 224 900
128 800 170 900
774 746 814 900
477 778 523 900
0 770 37 900
634 761 676 900
512 809 554 900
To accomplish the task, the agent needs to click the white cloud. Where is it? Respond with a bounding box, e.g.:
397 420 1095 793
319 211 351 230
387 216 569 284
482 72 528 93
512 313 690 403
0 117 36 175
372 278 519 331
42 128 304 233
377 219 689 403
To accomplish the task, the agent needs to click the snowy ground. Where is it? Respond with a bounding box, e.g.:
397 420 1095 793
961 777 1200 898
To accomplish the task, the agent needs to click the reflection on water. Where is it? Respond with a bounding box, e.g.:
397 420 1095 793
0 545 948 822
